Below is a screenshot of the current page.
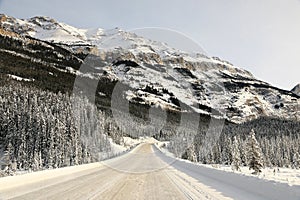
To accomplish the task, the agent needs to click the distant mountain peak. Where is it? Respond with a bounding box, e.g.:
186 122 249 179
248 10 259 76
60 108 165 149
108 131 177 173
292 84 300 96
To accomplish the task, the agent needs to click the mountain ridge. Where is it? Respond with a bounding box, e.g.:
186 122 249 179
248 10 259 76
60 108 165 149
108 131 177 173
292 84 300 96
0 14 299 124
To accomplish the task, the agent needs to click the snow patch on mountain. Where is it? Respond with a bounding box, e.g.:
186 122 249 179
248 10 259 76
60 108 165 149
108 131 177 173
8 74 34 82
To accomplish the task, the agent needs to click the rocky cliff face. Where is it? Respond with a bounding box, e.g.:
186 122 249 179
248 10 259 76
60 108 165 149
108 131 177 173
0 14 299 123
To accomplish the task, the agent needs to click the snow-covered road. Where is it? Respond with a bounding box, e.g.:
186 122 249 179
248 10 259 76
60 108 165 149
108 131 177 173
0 143 299 200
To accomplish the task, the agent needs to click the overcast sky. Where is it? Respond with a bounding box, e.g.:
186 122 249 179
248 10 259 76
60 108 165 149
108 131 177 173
1 0 299 90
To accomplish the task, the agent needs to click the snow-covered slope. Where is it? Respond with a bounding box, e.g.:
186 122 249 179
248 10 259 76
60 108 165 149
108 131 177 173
0 14 299 123
0 14 87 44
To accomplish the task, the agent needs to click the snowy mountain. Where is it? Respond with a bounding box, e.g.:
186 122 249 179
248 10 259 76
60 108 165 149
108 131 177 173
292 84 300 96
0 14 299 123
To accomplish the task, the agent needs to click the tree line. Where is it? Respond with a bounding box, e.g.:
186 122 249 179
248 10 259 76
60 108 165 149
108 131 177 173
166 117 300 174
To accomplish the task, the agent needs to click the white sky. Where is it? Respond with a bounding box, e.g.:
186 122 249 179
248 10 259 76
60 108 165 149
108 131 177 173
1 0 299 90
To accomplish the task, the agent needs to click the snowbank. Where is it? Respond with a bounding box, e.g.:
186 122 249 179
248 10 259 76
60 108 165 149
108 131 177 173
155 143 300 186
0 162 103 191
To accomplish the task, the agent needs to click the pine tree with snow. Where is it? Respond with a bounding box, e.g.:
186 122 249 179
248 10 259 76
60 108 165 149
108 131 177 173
292 152 300 169
231 136 241 171
239 139 248 166
246 129 264 174
221 136 232 165
3 142 14 175
185 144 197 162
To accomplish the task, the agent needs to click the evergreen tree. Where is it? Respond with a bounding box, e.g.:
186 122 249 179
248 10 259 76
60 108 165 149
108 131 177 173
292 152 300 169
246 129 264 174
3 142 14 175
221 136 232 165
231 136 241 171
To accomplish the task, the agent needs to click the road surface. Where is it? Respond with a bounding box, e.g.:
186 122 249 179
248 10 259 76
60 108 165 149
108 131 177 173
0 143 299 200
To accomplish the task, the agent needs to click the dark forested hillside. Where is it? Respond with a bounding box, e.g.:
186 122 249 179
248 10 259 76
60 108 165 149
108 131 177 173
0 33 83 93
